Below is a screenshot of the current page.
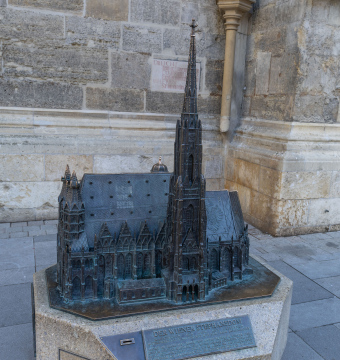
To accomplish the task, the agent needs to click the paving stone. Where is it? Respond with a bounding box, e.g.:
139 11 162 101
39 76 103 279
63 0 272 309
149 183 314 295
315 276 340 298
28 221 44 226
0 238 34 271
10 222 27 227
290 297 340 332
268 260 333 304
0 323 35 360
34 241 57 267
0 267 35 286
290 259 340 280
281 332 323 360
297 325 340 360
0 283 33 327
9 231 29 238
43 220 58 225
33 234 57 243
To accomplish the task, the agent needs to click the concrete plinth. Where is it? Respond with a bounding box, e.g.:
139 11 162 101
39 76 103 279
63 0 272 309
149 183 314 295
34 255 292 360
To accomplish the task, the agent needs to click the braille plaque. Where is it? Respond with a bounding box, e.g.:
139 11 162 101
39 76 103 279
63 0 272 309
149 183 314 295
142 316 256 360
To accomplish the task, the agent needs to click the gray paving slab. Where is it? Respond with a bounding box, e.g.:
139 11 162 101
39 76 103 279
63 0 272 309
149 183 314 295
0 237 34 271
315 276 340 298
0 267 35 286
268 261 333 304
290 297 340 332
281 332 323 360
297 325 340 360
0 283 33 327
34 241 57 267
290 259 340 280
33 233 57 243
0 323 35 360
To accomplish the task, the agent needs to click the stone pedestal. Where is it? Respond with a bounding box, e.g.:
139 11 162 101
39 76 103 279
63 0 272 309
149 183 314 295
34 256 292 360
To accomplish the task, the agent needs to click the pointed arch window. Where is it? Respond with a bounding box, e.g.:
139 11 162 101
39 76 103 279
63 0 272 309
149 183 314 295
188 154 194 184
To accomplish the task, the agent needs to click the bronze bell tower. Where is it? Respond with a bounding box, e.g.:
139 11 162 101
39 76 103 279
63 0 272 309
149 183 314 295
167 20 208 303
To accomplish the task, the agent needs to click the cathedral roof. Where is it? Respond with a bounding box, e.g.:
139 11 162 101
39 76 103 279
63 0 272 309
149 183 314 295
80 172 171 247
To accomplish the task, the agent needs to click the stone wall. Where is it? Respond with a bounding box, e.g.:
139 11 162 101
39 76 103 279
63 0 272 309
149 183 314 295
226 0 340 236
0 0 234 222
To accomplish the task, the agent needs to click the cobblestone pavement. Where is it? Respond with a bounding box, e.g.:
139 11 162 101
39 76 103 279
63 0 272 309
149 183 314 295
1 221 340 359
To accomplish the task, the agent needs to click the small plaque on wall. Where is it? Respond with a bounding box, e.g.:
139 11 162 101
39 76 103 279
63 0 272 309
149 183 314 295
100 315 256 360
151 59 201 93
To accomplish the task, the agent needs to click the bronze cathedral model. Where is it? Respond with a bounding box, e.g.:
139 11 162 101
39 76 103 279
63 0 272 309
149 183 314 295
56 20 252 305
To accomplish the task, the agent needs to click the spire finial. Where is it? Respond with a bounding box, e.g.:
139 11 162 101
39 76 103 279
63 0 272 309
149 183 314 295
181 18 198 125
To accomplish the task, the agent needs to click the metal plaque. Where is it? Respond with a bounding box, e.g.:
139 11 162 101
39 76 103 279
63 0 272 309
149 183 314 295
142 316 256 360
100 331 146 360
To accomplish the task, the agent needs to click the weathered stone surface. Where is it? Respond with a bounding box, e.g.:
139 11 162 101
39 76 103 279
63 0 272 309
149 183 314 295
198 95 221 115
3 42 108 84
255 51 271 95
205 60 223 95
0 0 6 6
111 52 151 90
86 0 128 21
8 0 82 12
0 155 44 182
122 24 162 54
203 155 223 179
0 181 60 209
181 2 199 25
308 198 340 226
65 17 120 49
0 8 64 40
258 166 282 199
0 80 83 109
251 95 294 121
199 5 225 35
45 155 93 181
233 158 260 191
163 27 225 60
86 87 145 112
277 200 309 228
131 0 180 26
145 90 182 114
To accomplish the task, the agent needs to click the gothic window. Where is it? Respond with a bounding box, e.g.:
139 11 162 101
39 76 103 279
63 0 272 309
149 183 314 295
76 260 81 269
137 253 143 279
182 257 189 270
190 257 196 270
97 255 105 298
186 205 194 231
225 250 231 274
85 259 89 269
233 248 239 268
106 255 112 276
210 249 218 271
89 259 93 268
188 154 194 184
72 277 81 299
182 286 187 303
156 251 162 278
194 285 199 301
85 276 93 298
117 254 124 279
144 253 151 278
125 253 132 279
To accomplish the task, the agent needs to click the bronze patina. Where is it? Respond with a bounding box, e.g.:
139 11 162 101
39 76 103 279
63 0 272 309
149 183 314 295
51 20 277 318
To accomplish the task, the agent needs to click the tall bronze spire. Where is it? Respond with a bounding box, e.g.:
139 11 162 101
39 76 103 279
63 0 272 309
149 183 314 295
181 19 198 126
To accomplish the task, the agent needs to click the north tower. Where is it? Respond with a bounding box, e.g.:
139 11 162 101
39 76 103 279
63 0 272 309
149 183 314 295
166 20 208 303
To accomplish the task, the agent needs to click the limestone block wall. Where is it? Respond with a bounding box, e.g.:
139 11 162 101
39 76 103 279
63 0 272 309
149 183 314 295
226 0 340 236
0 0 237 222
